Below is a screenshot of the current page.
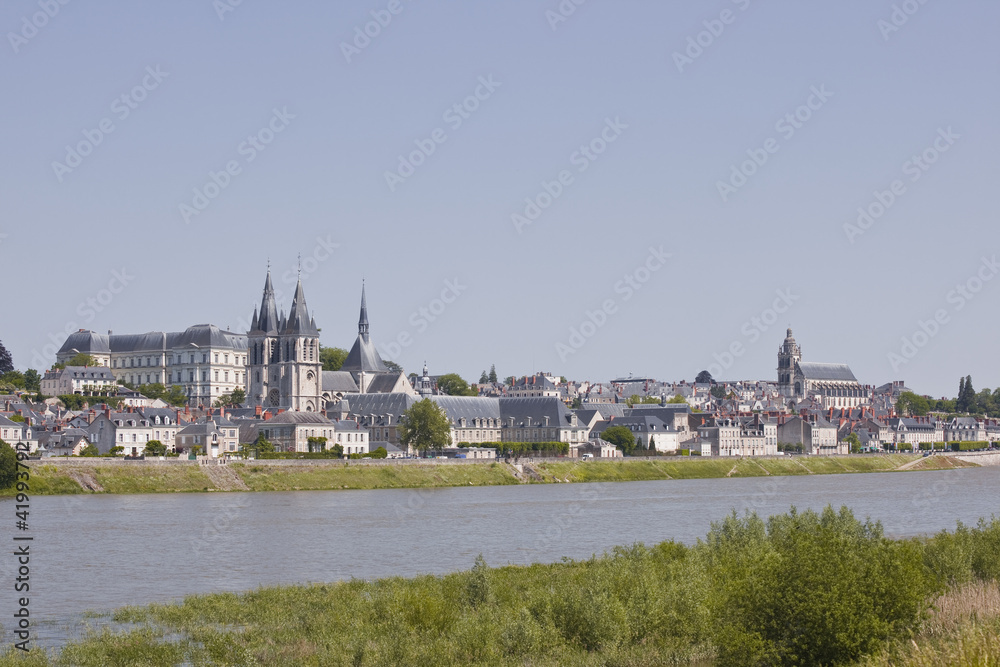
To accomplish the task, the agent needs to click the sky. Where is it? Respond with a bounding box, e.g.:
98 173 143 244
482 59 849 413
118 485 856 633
1 0 997 398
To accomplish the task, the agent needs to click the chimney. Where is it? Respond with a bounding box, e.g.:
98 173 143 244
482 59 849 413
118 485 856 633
255 405 262 417
105 407 111 420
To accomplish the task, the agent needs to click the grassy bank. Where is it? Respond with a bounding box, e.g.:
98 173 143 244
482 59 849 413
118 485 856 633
3 454 979 496
3 507 998 666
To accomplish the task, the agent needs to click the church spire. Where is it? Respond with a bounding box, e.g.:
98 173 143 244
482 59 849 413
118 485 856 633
255 268 279 334
284 277 318 335
358 281 370 340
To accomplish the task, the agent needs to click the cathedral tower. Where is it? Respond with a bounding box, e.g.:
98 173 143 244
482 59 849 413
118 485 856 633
777 328 801 397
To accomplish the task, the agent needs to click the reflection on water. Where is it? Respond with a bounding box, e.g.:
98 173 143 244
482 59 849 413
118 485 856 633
2 466 998 647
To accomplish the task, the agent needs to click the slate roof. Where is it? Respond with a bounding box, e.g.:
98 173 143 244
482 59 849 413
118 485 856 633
796 362 858 382
283 279 319 336
342 286 387 373
340 393 416 423
365 372 407 394
627 404 692 418
267 412 334 425
429 396 501 422
499 397 582 429
582 404 627 419
57 330 111 356
322 371 360 393
46 366 116 381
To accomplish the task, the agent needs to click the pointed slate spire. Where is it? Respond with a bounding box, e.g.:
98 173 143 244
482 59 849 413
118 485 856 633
250 306 259 332
284 278 319 335
358 282 370 340
256 270 279 334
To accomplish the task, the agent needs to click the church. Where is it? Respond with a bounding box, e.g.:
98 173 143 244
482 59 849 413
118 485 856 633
246 269 414 412
777 328 870 409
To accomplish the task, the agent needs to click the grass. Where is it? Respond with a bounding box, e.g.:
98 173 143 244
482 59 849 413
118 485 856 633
1 454 965 496
5 508 999 666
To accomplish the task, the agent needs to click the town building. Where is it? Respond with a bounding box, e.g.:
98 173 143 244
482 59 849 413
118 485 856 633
777 329 869 409
41 366 117 397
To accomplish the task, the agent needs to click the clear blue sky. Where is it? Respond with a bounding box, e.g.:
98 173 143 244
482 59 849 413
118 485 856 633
1 0 997 398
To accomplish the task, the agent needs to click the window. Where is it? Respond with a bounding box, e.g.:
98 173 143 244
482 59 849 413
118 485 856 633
224 354 229 364
215 354 219 363
214 371 219 381
224 371 229 381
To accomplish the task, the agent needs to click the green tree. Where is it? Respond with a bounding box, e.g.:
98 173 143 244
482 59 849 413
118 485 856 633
895 391 929 417
1 370 25 389
666 395 688 404
399 398 452 454
163 385 188 407
436 373 476 396
307 436 327 453
109 445 124 456
843 432 861 454
626 395 661 407
0 440 16 489
384 360 403 374
231 388 245 405
330 443 344 458
695 370 713 384
479 370 489 384
320 346 348 371
963 375 976 412
67 353 99 367
8 415 24 423
710 385 727 400
144 440 167 456
601 425 637 455
23 369 41 393
488 365 498 384
0 341 13 374
79 443 100 457
369 446 388 459
139 383 167 400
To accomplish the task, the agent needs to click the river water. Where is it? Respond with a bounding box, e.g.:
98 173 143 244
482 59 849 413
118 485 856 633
3 466 999 647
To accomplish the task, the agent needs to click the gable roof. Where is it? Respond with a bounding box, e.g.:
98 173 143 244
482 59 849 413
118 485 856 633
796 362 858 382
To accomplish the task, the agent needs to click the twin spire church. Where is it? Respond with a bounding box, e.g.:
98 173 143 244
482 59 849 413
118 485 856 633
246 269 414 412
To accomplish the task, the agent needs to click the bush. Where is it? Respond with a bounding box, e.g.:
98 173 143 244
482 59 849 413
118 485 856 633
473 441 568 457
0 440 16 489
951 441 989 452
706 506 932 667
919 442 948 451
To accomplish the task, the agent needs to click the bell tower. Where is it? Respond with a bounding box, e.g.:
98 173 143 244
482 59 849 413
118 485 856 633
777 328 801 397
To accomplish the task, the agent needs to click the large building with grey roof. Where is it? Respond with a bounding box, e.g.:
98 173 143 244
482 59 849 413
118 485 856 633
57 325 248 406
777 328 870 409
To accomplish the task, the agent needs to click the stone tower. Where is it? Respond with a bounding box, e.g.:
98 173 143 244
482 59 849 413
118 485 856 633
777 328 801 397
247 268 322 411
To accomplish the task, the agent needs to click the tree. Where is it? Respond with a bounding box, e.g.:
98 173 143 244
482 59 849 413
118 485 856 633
488 365 498 384
320 346 348 372
896 391 929 417
399 398 452 454
144 440 167 456
843 432 861 454
23 369 40 393
79 443 100 457
307 436 327 453
330 443 344 458
0 341 13 374
601 425 637 455
163 385 188 407
963 375 976 413
384 360 403 374
695 370 713 384
626 395 661 407
666 395 688 404
214 387 246 408
109 445 124 456
570 397 582 409
436 373 476 396
479 370 489 384
0 440 16 489
140 383 167 400
231 388 245 405
710 385 727 400
66 353 99 367
369 446 388 459
1 370 25 389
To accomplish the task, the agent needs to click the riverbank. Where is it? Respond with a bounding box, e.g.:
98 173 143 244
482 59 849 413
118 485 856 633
5 453 979 495
3 506 997 666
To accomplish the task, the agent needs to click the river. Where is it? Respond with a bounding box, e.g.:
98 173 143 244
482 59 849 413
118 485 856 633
3 466 999 648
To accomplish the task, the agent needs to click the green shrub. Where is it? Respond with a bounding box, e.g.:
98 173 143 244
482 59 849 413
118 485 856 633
706 506 932 667
951 441 989 452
